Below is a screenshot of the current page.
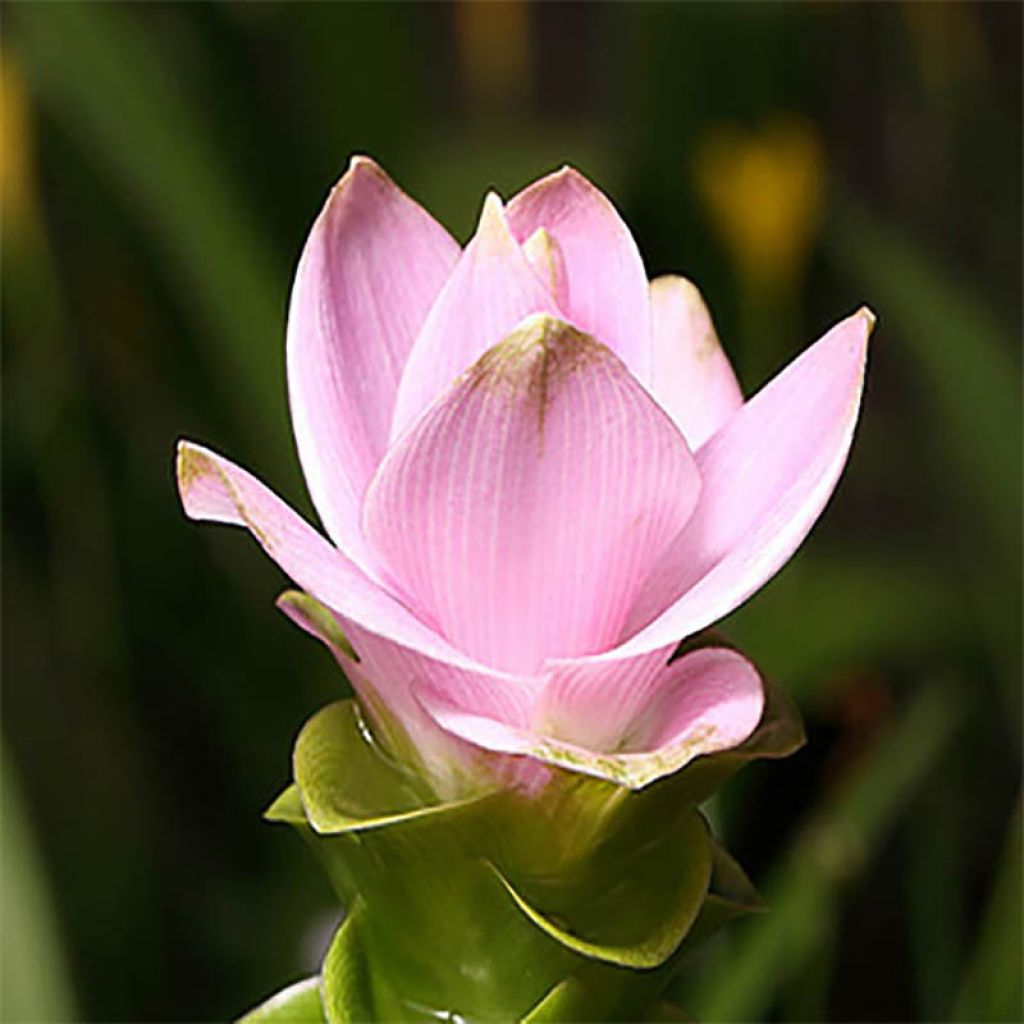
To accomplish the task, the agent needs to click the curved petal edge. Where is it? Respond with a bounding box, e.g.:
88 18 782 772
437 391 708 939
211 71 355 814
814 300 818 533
417 647 764 790
648 275 743 450
287 155 459 574
618 306 875 653
176 439 483 672
507 166 652 382
365 314 701 675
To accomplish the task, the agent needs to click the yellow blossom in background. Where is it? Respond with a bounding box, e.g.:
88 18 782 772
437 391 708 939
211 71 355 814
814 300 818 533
454 0 530 115
694 116 825 295
1 53 36 237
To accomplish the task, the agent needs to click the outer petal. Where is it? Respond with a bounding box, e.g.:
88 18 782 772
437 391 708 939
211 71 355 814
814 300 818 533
417 647 764 790
537 647 762 755
177 440 547 794
648 276 743 449
277 592 544 796
506 167 652 382
287 156 459 575
616 307 874 654
341 622 554 796
389 193 560 442
177 439 481 671
364 314 701 676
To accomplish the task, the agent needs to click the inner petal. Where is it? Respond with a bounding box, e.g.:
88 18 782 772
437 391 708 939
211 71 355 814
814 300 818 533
389 192 559 444
362 314 701 674
522 227 570 309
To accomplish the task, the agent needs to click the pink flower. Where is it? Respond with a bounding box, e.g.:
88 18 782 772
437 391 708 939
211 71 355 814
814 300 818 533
177 157 871 793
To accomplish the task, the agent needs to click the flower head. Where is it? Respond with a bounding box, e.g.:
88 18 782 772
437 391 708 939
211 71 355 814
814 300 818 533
177 157 871 794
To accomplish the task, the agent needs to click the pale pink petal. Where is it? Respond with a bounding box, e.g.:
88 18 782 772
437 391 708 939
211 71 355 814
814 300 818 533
177 439 476 670
614 307 874 654
535 646 669 753
389 194 560 442
343 623 553 794
344 617 540 731
413 689 536 764
287 156 459 575
506 167 651 382
364 315 701 675
418 647 763 790
277 590 544 796
538 647 763 754
521 227 569 308
648 276 743 449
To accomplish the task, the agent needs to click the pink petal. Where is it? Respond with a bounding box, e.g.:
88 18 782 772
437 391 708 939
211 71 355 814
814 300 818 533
521 227 570 309
342 622 551 794
534 646 669 753
277 591 542 796
506 167 651 382
418 647 763 790
648 276 743 450
389 193 560 442
287 156 459 575
538 647 763 755
617 307 874 653
363 314 701 675
177 439 550 793
177 439 476 670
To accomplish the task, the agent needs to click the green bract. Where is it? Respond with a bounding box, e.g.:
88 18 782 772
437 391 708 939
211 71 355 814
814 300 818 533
242 673 800 1023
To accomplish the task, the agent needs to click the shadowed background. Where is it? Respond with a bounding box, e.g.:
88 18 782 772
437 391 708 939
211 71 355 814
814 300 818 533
2 2 1021 1021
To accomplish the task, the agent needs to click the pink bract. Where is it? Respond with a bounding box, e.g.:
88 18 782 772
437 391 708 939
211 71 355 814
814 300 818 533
177 157 872 793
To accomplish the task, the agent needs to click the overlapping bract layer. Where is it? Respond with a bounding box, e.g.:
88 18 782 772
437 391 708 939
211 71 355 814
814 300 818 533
177 157 871 793
245 685 800 1022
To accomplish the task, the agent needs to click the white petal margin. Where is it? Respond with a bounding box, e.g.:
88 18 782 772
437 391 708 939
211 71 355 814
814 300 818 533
648 275 743 450
416 647 764 790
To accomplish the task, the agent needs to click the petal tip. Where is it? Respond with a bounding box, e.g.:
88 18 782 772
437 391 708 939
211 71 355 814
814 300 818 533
344 153 391 184
649 275 713 325
514 164 598 209
515 309 572 334
470 313 605 386
472 191 515 250
480 189 506 219
651 273 700 298
326 155 392 208
175 440 209 513
174 440 249 529
347 153 378 173
857 305 878 334
550 164 588 189
277 589 360 662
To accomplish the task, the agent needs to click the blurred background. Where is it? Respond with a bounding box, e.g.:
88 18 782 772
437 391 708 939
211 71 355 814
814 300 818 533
2 2 1021 1021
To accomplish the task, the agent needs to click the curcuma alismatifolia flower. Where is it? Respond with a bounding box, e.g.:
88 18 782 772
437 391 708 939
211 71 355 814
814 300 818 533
177 157 871 794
